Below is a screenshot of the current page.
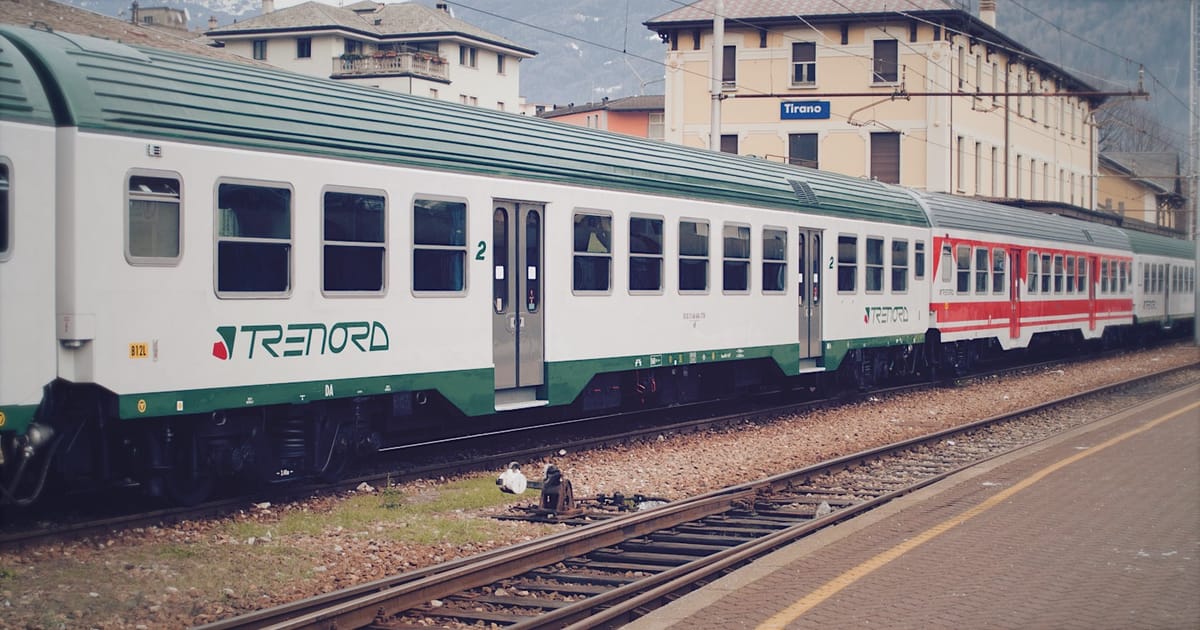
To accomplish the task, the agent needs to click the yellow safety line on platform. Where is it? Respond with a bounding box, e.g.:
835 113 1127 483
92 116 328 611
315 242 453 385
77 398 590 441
757 397 1200 630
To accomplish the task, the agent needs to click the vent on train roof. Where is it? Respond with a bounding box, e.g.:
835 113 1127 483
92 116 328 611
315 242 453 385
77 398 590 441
788 179 820 206
1082 229 1094 243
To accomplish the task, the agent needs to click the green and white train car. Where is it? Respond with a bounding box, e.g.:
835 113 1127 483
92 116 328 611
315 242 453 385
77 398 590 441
0 26 932 503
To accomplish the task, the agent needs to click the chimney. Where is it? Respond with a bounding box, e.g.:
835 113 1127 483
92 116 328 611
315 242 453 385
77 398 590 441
979 0 996 27
262 0 274 15
130 0 139 24
207 15 217 30
436 3 452 15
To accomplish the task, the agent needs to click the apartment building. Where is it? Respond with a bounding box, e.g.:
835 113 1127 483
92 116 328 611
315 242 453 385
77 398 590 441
206 1 535 112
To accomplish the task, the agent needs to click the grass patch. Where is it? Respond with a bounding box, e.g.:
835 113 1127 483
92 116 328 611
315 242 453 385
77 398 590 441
216 473 532 546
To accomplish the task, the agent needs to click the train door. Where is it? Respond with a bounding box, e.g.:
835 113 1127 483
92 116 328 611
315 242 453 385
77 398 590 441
1008 248 1022 339
797 228 822 358
1087 256 1098 331
492 201 545 406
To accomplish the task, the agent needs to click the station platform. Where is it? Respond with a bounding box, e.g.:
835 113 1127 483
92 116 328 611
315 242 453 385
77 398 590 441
627 382 1200 630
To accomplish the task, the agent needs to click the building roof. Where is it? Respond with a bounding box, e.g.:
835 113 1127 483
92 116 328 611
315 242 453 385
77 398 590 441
206 1 536 57
0 24 929 228
0 0 259 65
645 0 1097 96
1100 152 1180 196
540 95 664 119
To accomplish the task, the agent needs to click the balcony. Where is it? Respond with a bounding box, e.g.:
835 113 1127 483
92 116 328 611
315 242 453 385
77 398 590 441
331 52 449 81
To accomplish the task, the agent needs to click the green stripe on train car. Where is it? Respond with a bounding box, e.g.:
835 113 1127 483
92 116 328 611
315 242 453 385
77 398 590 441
821 334 926 371
117 367 496 419
0 405 39 435
0 26 929 228
544 343 802 406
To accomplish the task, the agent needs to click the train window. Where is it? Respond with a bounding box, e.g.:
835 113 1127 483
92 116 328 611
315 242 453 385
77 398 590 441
493 208 509 312
573 212 611 292
679 220 709 293
991 249 1006 294
322 190 385 294
891 239 908 293
1101 260 1110 294
1026 252 1037 294
127 173 181 264
956 245 970 294
1066 256 1076 293
1120 261 1129 293
762 228 787 293
1040 254 1051 293
838 235 857 293
974 248 988 294
1053 255 1064 294
865 237 883 293
0 162 9 259
914 241 925 280
629 215 663 293
525 212 541 311
939 245 952 283
723 224 751 293
216 181 291 295
1078 256 1088 294
413 197 467 293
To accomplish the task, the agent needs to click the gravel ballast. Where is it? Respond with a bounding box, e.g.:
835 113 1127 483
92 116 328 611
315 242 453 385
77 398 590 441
1 344 1196 628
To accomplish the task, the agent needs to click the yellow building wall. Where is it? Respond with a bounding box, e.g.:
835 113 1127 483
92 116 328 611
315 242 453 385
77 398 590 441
660 18 1095 207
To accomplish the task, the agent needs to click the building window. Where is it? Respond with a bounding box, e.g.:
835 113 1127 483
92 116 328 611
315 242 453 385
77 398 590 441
497 53 506 74
865 237 884 292
891 239 908 293
413 198 466 292
459 45 477 68
720 134 738 154
679 220 709 292
722 45 737 89
788 133 818 169
723 223 750 292
956 135 967 192
0 162 8 258
252 39 267 60
216 181 291 295
629 215 663 293
870 132 900 184
872 39 898 83
791 42 816 85
573 212 611 292
837 235 857 292
975 142 983 196
648 113 664 140
127 173 181 264
762 228 787 293
323 190 385 293
296 37 311 59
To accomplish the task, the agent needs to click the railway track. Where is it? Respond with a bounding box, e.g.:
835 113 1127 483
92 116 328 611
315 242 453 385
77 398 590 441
199 362 1199 629
0 348 1153 548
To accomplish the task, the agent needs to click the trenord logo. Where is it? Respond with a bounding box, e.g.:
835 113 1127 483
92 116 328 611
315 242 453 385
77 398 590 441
212 321 390 360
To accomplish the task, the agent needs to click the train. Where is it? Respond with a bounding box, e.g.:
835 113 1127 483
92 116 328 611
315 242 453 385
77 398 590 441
0 25 1194 506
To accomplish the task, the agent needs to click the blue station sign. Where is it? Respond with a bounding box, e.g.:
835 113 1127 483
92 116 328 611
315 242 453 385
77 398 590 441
780 100 831 120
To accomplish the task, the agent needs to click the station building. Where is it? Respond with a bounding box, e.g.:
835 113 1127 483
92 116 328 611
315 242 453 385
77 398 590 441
644 0 1102 209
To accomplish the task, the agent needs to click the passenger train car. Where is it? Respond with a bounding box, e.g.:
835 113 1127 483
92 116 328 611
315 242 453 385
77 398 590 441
0 25 1193 505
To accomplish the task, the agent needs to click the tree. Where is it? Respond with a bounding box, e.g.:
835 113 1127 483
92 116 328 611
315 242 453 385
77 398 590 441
1095 99 1183 153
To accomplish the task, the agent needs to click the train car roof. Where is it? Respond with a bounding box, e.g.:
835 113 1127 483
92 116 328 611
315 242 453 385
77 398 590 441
907 189 1131 252
0 25 930 228
1123 228 1196 260
0 28 55 125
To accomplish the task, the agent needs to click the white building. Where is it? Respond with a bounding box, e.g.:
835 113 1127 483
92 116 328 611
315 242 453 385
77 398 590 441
206 1 535 112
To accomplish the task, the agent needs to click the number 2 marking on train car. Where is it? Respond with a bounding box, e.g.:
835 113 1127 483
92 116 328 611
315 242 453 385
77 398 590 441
476 241 487 260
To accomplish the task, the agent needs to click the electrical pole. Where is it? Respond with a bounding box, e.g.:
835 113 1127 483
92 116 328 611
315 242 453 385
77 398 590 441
1192 0 1199 345
710 0 723 152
